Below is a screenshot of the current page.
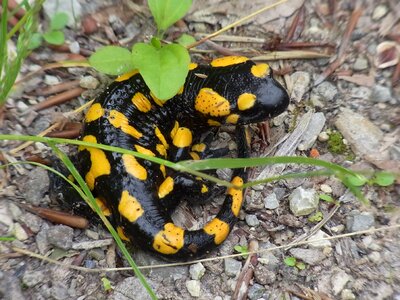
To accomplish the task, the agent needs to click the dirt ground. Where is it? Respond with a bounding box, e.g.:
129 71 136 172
1 0 399 299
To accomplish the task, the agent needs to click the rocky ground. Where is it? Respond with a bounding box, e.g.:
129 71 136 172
0 0 399 299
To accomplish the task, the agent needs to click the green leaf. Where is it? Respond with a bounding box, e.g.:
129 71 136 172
372 171 396 187
308 211 323 223
50 12 69 31
344 174 368 187
28 32 43 49
148 0 192 32
284 257 296 267
101 277 113 292
296 261 306 270
0 236 16 241
319 193 334 203
89 46 135 75
176 34 196 47
131 43 190 100
43 30 65 45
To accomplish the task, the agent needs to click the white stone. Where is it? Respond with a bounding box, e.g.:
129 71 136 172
186 280 201 297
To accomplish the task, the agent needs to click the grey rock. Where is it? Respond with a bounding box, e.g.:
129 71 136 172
247 283 266 300
353 56 369 71
289 248 325 265
372 4 389 21
0 271 24 300
351 86 372 99
47 225 74 250
245 214 260 227
36 223 50 254
186 280 201 298
273 187 286 201
368 251 382 264
88 249 105 260
311 81 338 102
72 239 113 250
331 269 351 295
289 187 319 216
111 277 157 300
224 258 242 278
51 282 69 300
189 262 206 280
22 270 46 287
264 192 279 210
290 71 311 102
43 0 82 27
370 85 392 103
44 75 60 85
335 108 385 158
12 222 28 240
21 168 50 206
254 264 276 285
19 212 43 233
258 249 280 271
341 289 356 300
346 211 375 232
298 112 326 150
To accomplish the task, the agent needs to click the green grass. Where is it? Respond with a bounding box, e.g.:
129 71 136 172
0 0 44 106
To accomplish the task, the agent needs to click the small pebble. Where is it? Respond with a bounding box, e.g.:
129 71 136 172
80 75 100 90
186 280 200 298
245 214 260 227
44 75 60 85
331 224 345 233
264 193 279 209
368 251 381 264
189 263 206 280
353 56 369 71
13 223 28 241
320 184 332 194
341 289 356 300
69 41 80 54
17 101 29 112
318 131 329 142
372 4 389 21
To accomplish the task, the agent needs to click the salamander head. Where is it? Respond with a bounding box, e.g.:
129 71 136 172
234 66 290 125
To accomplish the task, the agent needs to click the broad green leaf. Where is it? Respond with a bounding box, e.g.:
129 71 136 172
372 172 396 187
345 174 368 187
284 257 296 267
319 194 334 203
131 43 190 100
101 277 113 292
50 12 69 30
148 0 192 31
89 46 135 75
43 30 65 45
176 34 196 47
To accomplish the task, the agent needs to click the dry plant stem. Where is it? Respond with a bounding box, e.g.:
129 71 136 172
286 3 305 41
17 203 89 229
392 62 400 87
31 87 85 112
314 4 363 86
35 80 81 97
204 40 240 56
46 128 81 138
9 224 400 273
186 0 289 49
233 240 259 300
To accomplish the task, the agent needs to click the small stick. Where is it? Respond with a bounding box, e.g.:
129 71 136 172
30 87 85 112
35 80 80 97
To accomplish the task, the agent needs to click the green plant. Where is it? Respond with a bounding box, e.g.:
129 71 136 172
0 0 44 106
89 0 192 101
29 12 69 49
308 211 323 222
284 256 306 270
234 245 249 258
101 277 113 292
327 131 347 154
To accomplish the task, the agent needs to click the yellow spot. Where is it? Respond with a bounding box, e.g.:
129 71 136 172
228 176 244 217
131 92 152 113
191 143 206 152
115 70 139 82
201 184 208 193
156 144 167 157
170 121 179 139
189 62 198 70
177 86 184 95
122 154 147 180
238 93 257 111
108 110 143 139
207 119 221 126
78 135 111 190
95 197 111 217
195 88 231 117
150 92 164 106
210 56 248 67
117 226 130 241
67 174 75 182
160 164 166 177
189 152 200 160
251 63 270 78
153 223 184 254
134 144 155 157
85 103 104 122
118 190 144 222
226 114 239 124
155 127 169 148
158 176 174 198
203 218 230 245
172 127 192 148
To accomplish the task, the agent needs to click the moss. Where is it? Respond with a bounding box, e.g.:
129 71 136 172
327 131 347 154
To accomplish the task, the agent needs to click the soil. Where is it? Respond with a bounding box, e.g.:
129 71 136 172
0 0 399 299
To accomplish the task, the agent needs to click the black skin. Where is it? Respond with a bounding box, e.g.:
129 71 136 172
51 59 290 260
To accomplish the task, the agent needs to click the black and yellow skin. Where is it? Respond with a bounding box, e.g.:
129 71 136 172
74 56 289 260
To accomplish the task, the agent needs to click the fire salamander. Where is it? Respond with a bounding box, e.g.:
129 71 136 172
65 56 289 260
